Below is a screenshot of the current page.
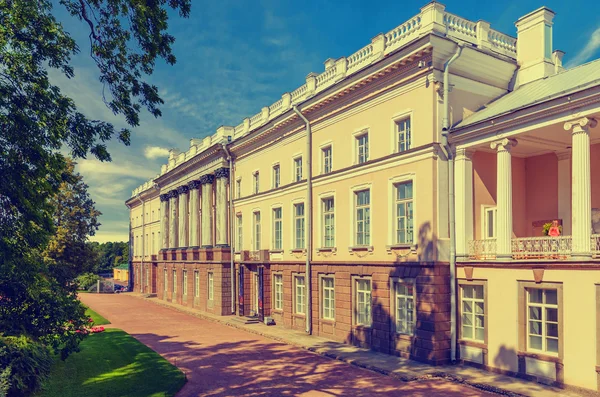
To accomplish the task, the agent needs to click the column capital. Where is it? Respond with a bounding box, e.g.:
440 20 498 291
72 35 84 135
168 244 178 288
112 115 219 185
490 138 517 152
455 147 476 160
176 185 189 195
188 179 202 190
167 189 179 198
215 167 230 179
564 117 597 133
160 194 170 202
200 174 215 185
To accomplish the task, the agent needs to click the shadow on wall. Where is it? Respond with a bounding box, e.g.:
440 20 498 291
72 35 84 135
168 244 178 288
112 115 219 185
493 345 519 376
129 333 479 397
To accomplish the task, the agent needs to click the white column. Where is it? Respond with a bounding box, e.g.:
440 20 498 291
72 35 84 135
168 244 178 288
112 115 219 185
490 138 517 259
556 151 572 236
188 180 201 247
168 190 178 249
215 168 230 247
455 148 474 260
201 174 215 247
177 185 189 248
159 194 169 249
564 117 596 257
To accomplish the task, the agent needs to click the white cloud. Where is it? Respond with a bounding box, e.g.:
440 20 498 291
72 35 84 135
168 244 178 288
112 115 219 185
144 146 171 159
76 158 157 180
566 26 600 68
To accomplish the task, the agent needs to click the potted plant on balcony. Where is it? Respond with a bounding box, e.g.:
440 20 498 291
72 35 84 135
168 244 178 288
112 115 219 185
542 220 562 236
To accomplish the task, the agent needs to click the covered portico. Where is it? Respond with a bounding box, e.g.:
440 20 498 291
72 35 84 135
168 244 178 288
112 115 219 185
450 60 600 262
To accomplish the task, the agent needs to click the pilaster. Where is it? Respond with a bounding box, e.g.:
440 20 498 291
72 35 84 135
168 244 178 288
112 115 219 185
490 138 517 260
188 180 201 247
159 194 170 250
201 174 215 248
215 168 230 247
556 151 572 236
564 117 597 257
177 185 189 248
455 148 475 260
167 190 179 250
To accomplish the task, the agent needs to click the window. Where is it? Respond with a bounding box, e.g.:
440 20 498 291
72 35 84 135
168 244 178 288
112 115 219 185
253 172 259 194
236 179 241 199
461 284 485 341
294 157 303 182
294 203 305 249
322 198 335 248
355 190 371 246
183 270 188 296
194 271 199 298
295 275 305 314
322 146 332 174
273 165 280 188
395 283 415 334
163 269 167 292
253 212 261 250
208 272 214 302
322 277 335 320
236 215 243 252
396 118 411 152
274 274 283 310
172 270 177 294
356 133 369 164
273 208 282 250
355 279 372 326
395 182 414 244
527 288 558 354
483 207 497 239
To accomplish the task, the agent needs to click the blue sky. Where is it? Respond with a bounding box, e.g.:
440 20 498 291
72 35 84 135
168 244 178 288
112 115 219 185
50 0 600 243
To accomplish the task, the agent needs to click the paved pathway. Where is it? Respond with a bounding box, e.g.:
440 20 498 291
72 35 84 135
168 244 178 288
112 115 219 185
81 294 492 397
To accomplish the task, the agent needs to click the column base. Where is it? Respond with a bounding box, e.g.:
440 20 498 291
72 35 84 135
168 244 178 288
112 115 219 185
215 244 230 248
495 253 513 261
571 252 592 260
201 245 213 249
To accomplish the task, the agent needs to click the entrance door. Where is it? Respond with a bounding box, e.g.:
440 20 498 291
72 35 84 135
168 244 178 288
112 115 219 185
251 271 259 316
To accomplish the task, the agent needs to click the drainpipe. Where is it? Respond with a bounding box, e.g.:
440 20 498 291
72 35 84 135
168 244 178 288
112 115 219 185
441 44 463 364
221 142 236 314
292 105 312 335
135 194 145 294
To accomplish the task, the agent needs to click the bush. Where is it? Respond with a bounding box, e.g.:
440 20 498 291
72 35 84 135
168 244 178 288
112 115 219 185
75 273 100 290
0 336 53 396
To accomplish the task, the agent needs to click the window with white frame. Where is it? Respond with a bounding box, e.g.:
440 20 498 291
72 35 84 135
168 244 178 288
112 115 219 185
163 269 168 292
273 208 282 250
395 282 415 334
395 181 414 244
253 212 261 251
194 270 199 298
208 272 214 302
295 275 305 314
172 270 177 294
322 146 332 174
253 172 259 194
355 190 370 246
461 284 485 342
236 179 241 199
273 274 283 310
236 214 243 252
355 279 371 326
356 133 369 164
322 277 335 320
527 288 558 354
396 118 411 152
483 207 497 239
294 157 303 182
322 198 335 248
294 203 305 249
183 270 188 296
273 164 280 188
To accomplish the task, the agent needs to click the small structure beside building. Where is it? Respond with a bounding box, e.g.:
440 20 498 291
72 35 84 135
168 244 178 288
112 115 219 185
113 263 129 283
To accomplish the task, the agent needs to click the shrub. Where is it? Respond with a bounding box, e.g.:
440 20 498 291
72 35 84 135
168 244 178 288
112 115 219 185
75 272 100 290
0 336 53 396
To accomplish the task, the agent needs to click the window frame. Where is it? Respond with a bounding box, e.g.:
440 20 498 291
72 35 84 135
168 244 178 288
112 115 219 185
526 288 559 355
208 272 214 303
273 273 283 311
390 277 416 336
272 207 283 251
272 163 280 189
194 270 200 298
482 205 497 240
294 274 306 315
293 202 305 250
458 280 487 344
253 171 260 195
235 178 242 199
253 211 261 251
182 269 188 296
320 275 335 321
236 214 243 253
293 156 303 182
354 189 371 247
355 131 369 164
352 276 372 327
163 268 168 292
322 197 335 248
322 145 332 174
172 269 177 294
395 181 414 245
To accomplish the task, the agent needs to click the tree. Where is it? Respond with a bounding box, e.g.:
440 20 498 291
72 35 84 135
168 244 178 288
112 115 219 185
0 0 191 371
44 158 101 286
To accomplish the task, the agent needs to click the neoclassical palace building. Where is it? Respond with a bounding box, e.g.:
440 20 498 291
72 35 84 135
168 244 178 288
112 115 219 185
126 2 600 392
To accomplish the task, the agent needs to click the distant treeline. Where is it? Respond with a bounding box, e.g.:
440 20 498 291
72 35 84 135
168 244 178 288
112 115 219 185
88 241 129 273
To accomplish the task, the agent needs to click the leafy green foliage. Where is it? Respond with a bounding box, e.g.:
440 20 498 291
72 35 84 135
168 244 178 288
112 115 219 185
75 273 100 290
84 307 110 326
0 336 53 396
89 241 129 273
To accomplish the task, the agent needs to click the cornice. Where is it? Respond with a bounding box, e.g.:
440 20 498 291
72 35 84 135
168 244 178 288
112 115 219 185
154 145 223 187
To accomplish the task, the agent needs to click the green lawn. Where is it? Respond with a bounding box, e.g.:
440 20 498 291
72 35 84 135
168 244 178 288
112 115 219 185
38 329 186 397
84 306 111 326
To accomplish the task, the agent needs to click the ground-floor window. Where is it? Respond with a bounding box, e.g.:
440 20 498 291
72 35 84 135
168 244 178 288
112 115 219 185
394 282 415 335
183 270 188 296
527 288 559 354
273 274 283 310
460 284 485 342
322 277 335 320
355 278 372 326
208 272 214 303
172 270 177 294
295 275 305 314
163 269 167 292
194 270 199 298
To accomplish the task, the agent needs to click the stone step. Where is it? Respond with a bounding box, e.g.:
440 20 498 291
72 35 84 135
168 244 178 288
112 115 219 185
231 316 261 325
